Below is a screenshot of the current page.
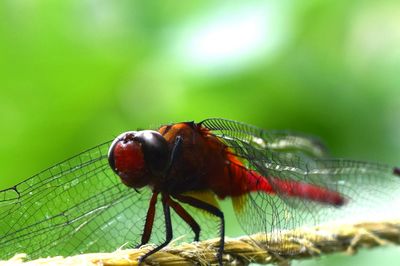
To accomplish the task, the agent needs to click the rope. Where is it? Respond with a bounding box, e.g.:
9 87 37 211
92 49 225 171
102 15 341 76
3 220 400 266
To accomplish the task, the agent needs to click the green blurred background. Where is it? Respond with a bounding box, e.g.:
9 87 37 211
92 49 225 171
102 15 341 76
1 1 400 265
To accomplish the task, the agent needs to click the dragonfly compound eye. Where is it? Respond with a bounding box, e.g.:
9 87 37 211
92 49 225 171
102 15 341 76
134 130 169 176
108 131 149 188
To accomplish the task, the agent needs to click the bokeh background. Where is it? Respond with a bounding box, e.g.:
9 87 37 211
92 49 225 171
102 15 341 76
1 1 400 265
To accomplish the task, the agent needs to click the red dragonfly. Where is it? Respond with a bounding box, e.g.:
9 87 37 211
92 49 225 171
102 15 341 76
0 118 399 264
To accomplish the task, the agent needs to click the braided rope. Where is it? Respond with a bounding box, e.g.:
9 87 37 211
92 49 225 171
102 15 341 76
3 221 400 266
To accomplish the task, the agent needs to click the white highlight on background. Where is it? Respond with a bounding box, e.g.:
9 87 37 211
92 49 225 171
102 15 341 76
171 2 290 73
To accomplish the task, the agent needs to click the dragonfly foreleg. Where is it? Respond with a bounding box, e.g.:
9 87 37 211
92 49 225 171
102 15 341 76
139 193 173 264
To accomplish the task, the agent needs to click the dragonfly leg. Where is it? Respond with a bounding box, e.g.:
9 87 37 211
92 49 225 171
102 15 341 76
136 191 159 248
174 194 225 266
139 193 173 264
166 195 201 241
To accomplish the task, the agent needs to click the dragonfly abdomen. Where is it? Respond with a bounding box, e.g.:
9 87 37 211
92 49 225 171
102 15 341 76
223 154 346 207
268 178 347 206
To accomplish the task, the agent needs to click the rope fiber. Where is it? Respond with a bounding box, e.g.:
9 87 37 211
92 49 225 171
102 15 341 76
2 220 400 266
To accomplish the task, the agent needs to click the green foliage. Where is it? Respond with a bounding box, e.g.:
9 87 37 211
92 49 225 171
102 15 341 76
1 1 399 265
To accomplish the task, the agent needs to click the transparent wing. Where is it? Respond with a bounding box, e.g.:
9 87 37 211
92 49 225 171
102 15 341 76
0 140 221 260
253 157 399 224
0 142 153 260
240 157 400 253
202 118 400 252
200 118 329 159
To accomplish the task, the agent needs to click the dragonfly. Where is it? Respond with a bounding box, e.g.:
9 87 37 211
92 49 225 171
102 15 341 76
0 118 399 265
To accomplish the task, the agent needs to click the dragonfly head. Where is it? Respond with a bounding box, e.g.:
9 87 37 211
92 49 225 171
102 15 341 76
108 130 169 189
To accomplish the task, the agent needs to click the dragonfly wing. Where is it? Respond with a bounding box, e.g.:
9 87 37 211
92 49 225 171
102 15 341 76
260 157 398 217
235 158 400 253
200 118 329 158
205 120 400 251
0 141 152 260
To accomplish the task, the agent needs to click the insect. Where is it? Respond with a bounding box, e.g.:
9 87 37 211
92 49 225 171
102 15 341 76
1 118 399 265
